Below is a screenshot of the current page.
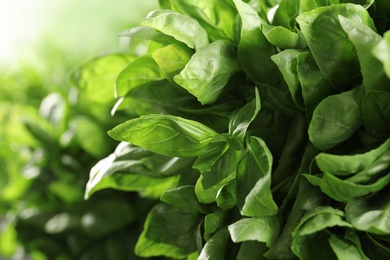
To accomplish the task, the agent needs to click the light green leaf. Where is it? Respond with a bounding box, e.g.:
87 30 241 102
118 26 177 45
174 40 240 104
229 88 260 142
308 86 363 151
216 181 236 210
135 203 201 258
195 175 225 204
158 0 172 9
234 0 280 87
315 139 390 176
160 185 209 214
329 233 369 260
141 9 209 49
173 0 237 41
71 53 135 104
263 25 307 49
291 207 352 260
204 210 224 241
115 55 165 97
108 114 218 157
273 0 300 30
339 15 390 92
113 82 192 116
272 49 305 110
346 188 390 235
85 142 190 199
85 155 181 199
228 217 279 246
198 228 229 260
297 4 375 90
197 136 241 190
152 43 193 81
373 31 390 79
0 220 18 257
305 172 390 202
237 136 277 217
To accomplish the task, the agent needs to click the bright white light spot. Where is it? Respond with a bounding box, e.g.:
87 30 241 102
0 0 46 67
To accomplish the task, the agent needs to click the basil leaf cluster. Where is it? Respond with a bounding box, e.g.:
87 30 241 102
73 0 390 259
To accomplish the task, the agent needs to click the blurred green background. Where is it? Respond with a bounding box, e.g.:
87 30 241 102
0 1 160 259
0 0 157 70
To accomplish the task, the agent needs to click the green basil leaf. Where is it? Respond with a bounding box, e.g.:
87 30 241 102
174 40 240 105
273 0 300 30
108 114 218 157
339 15 390 92
305 172 390 202
195 175 226 204
173 0 237 41
228 217 279 246
237 136 277 217
329 234 369 260
199 139 241 190
140 9 209 50
233 0 280 87
308 86 363 151
315 138 390 176
198 228 229 260
259 84 300 116
292 231 337 260
158 0 172 9
237 241 268 260
346 188 390 235
115 55 165 98
293 207 352 236
204 210 224 241
85 153 180 199
152 43 193 82
118 26 177 45
71 53 135 104
265 178 329 259
216 181 236 210
300 0 374 13
113 82 193 116
296 51 336 120
362 90 390 138
373 32 390 79
160 185 209 214
85 142 193 198
263 25 307 50
272 50 305 110
291 206 352 260
271 114 309 186
135 203 201 258
297 4 375 90
228 88 261 142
